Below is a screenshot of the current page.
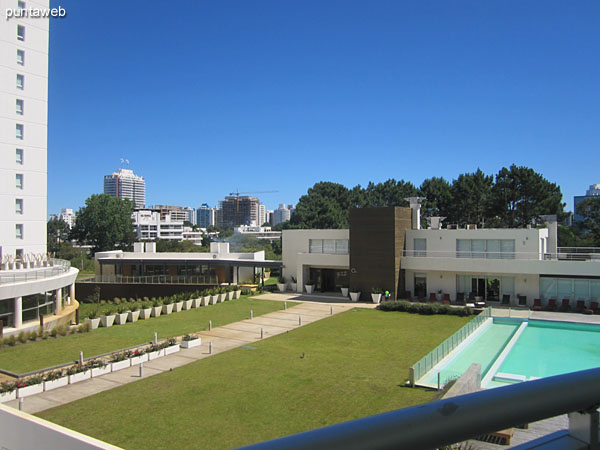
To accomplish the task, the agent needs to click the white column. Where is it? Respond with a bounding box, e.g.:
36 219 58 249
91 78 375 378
55 288 62 314
69 283 75 305
14 297 22 328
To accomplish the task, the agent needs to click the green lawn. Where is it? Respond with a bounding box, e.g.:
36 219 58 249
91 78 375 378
38 309 470 449
0 297 286 373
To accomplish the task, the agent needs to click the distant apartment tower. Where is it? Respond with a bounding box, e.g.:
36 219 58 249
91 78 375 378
0 4 49 259
132 209 183 241
259 204 266 226
103 168 145 208
574 184 600 223
50 208 76 229
183 206 196 225
197 204 215 228
219 196 260 227
273 204 292 226
152 205 189 222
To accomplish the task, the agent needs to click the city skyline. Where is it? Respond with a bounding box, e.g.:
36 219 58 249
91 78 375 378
47 1 600 216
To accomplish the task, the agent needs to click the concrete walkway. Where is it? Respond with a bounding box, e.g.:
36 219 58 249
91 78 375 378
5 301 361 414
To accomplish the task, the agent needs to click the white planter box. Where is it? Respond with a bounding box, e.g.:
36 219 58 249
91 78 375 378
350 292 361 302
341 287 349 297
100 314 116 327
202 296 211 306
91 366 111 377
164 345 180 355
111 360 131 371
44 377 68 391
162 304 174 314
173 301 183 312
192 298 202 308
371 293 382 304
181 338 202 349
140 308 152 320
234 290 241 299
114 313 128 325
210 295 219 305
290 283 297 292
86 318 101 329
277 283 287 292
68 370 91 384
128 310 141 322
151 306 162 317
148 349 165 360
305 285 315 294
183 300 193 310
0 391 17 403
17 383 44 398
227 291 234 301
130 354 149 366
219 293 226 303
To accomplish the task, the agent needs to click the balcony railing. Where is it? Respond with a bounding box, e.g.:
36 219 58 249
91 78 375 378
82 274 218 285
0 259 71 285
241 367 600 450
403 249 600 261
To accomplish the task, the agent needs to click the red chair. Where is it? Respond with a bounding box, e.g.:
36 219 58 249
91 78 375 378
429 292 438 303
585 301 598 315
559 298 571 312
575 300 586 313
532 298 542 311
546 298 557 311
442 293 451 305
418 292 425 302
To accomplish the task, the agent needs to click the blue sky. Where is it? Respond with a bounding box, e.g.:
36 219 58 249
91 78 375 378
47 1 600 215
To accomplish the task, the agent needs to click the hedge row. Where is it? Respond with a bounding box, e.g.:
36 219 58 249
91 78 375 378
377 300 475 316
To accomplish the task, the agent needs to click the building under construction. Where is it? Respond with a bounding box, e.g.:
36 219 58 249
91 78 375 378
219 196 260 227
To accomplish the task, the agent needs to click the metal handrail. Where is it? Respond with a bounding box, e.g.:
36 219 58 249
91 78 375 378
410 308 491 385
240 367 600 450
0 259 71 284
403 249 600 261
80 274 219 285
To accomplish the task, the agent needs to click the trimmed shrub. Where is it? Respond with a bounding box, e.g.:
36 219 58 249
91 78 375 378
377 300 474 317
17 332 27 344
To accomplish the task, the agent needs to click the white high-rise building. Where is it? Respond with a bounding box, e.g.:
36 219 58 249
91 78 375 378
0 1 49 260
273 203 291 226
104 168 146 208
259 203 266 226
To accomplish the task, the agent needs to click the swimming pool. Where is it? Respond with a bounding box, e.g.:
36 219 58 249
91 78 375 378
419 317 600 389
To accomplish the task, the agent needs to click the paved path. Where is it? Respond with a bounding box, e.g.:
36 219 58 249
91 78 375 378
5 301 360 415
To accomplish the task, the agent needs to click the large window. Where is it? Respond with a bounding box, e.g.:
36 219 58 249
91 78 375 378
309 239 349 254
456 239 515 259
457 275 515 301
414 238 426 257
22 293 55 323
540 277 600 301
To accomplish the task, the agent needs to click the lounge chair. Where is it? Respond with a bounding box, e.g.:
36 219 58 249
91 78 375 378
418 292 425 303
584 301 598 315
501 294 510 305
518 295 527 306
455 293 465 305
532 298 542 311
575 300 586 313
559 298 571 312
429 292 438 303
403 291 412 301
546 298 557 311
442 293 451 305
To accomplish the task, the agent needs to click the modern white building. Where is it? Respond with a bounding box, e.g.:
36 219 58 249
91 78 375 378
259 203 266 226
103 168 145 208
48 208 76 229
132 209 184 241
0 2 78 334
182 226 205 245
282 207 600 308
234 225 282 241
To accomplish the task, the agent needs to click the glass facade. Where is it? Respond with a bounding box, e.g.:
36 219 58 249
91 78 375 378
540 277 600 301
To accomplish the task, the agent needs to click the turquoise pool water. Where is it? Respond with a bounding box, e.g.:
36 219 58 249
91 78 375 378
422 318 600 389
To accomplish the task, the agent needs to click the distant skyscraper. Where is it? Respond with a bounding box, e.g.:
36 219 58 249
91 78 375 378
273 204 291 225
219 196 259 227
103 168 145 208
574 184 600 223
197 204 216 228
259 204 266 226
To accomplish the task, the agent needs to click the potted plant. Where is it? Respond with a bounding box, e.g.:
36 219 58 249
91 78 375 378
110 351 132 371
290 277 297 292
277 276 287 292
341 284 349 297
114 305 129 325
180 334 202 349
226 286 235 301
233 285 242 299
140 301 153 320
43 369 68 391
146 342 165 360
201 290 211 306
192 291 202 308
100 306 116 328
210 289 219 305
89 359 111 377
371 287 383 304
128 303 141 322
218 287 227 303
183 294 194 310
305 279 315 294
162 296 174 314
173 294 184 312
16 375 44 398
349 287 361 302
0 381 17 403
66 363 92 384
130 349 148 366
164 337 180 355
85 308 101 329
